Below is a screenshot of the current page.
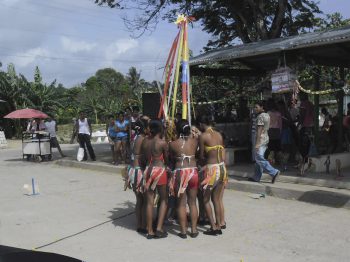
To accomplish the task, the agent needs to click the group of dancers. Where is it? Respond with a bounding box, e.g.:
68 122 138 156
124 115 227 239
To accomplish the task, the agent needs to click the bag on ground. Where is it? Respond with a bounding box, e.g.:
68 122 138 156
77 147 84 161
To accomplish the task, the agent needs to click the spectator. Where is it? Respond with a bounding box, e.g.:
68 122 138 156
29 118 46 132
45 115 65 158
75 112 96 161
321 107 331 131
106 115 117 164
299 93 314 133
26 118 34 132
250 110 257 162
266 99 282 164
248 101 280 183
131 106 140 123
298 93 314 165
130 106 141 143
343 109 350 150
329 116 339 153
277 100 293 170
115 111 129 165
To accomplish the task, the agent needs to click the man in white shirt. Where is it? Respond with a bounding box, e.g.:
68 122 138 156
45 115 65 158
75 111 96 161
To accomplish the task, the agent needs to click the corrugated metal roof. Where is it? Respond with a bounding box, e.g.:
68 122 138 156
190 25 350 66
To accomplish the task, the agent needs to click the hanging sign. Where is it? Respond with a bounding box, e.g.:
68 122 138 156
271 67 296 93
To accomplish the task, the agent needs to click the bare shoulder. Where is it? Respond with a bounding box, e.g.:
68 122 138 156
168 140 175 150
200 132 210 141
160 138 168 148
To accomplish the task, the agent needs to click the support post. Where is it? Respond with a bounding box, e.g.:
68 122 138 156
313 69 320 146
337 67 345 152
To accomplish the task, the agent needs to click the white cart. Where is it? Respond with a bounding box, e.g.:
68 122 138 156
22 132 52 161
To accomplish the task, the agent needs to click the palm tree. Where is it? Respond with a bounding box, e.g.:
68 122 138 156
127 67 147 106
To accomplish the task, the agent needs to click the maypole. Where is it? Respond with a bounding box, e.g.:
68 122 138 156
158 14 194 126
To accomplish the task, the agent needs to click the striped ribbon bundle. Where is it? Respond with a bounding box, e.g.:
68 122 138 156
158 15 195 126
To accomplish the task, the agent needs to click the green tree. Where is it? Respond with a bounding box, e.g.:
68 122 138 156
95 0 321 47
59 85 84 123
316 12 350 30
80 77 103 124
81 68 129 122
29 66 63 115
0 64 33 136
126 67 147 106
4 63 32 111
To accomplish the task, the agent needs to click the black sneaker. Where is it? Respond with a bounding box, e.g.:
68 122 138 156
247 177 258 182
272 171 280 184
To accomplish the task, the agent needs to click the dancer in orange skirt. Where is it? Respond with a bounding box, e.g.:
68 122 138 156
141 119 169 239
126 119 149 234
169 119 199 239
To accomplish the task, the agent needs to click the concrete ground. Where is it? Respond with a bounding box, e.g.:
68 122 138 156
1 145 350 262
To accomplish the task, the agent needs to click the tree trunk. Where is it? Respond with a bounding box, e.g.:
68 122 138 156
269 0 288 38
94 109 99 124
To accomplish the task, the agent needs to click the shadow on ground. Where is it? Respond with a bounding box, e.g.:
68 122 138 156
107 200 208 237
298 190 350 208
108 200 136 232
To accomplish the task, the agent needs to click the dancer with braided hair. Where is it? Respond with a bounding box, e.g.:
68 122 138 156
169 119 199 239
141 119 169 239
198 115 227 236
126 118 149 234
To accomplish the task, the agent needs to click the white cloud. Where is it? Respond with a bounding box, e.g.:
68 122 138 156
61 36 97 53
105 38 138 60
0 0 210 86
13 47 50 67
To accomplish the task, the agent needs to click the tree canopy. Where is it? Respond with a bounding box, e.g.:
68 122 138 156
0 63 156 137
95 0 322 47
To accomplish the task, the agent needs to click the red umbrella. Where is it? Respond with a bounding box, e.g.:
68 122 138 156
3 108 48 119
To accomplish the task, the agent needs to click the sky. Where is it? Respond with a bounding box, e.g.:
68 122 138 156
0 0 349 87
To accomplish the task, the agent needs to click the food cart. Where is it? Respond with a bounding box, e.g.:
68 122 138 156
22 131 52 161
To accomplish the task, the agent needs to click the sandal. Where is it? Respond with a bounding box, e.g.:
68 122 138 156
155 230 168 238
215 229 223 235
203 228 217 236
190 232 199 238
146 234 157 239
177 232 187 239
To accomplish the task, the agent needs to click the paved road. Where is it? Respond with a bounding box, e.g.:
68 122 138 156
0 147 350 262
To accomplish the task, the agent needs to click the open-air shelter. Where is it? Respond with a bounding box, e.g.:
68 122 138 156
189 25 350 154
